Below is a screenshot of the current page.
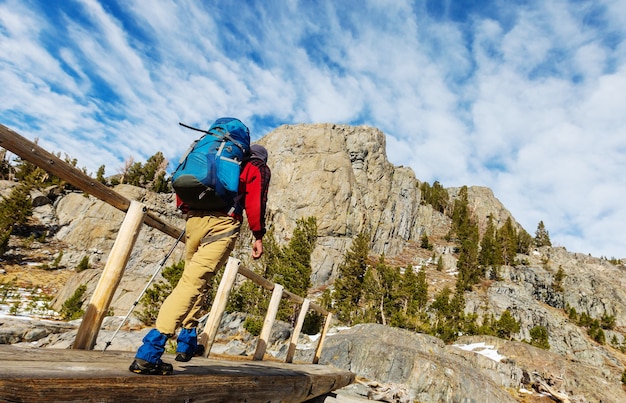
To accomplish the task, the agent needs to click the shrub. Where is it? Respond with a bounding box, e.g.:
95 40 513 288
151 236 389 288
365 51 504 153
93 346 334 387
52 250 64 268
75 255 89 272
529 326 550 350
302 311 323 335
243 316 264 336
137 261 185 325
60 284 87 320
495 310 520 340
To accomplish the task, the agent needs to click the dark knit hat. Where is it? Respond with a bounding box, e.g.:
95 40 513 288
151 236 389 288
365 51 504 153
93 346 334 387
250 144 268 163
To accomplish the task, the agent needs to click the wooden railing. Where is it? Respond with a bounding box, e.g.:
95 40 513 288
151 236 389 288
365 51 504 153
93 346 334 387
200 257 332 364
0 124 332 363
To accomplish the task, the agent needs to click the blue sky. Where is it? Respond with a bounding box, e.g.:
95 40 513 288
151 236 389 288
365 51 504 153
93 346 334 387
1 0 625 259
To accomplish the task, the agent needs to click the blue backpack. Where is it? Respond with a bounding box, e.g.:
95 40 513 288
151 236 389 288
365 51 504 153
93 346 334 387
172 117 251 210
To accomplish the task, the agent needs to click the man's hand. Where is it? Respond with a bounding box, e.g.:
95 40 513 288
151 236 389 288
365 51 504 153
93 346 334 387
252 239 264 259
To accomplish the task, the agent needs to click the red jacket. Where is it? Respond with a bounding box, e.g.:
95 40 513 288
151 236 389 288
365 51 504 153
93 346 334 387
236 158 271 239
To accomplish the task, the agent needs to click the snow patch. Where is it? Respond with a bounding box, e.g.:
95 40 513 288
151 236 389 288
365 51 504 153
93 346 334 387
452 342 507 362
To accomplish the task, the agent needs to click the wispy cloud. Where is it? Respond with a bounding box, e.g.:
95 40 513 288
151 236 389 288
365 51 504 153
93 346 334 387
1 0 625 258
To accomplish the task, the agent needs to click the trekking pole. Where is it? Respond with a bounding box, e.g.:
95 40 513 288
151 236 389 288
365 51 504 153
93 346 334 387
102 230 186 352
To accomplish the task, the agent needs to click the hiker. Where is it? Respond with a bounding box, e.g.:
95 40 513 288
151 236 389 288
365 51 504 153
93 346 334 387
129 143 271 375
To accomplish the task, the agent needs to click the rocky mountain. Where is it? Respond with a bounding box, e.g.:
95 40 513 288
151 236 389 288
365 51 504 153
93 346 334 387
2 123 626 402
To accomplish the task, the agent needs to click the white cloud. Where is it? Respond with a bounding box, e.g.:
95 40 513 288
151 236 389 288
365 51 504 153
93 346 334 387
1 0 625 257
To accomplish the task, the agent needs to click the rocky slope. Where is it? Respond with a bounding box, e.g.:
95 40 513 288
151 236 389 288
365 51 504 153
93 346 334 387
2 123 626 401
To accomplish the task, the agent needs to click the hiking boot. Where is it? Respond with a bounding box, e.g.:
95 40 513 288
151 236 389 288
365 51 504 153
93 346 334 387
175 345 205 362
129 358 173 375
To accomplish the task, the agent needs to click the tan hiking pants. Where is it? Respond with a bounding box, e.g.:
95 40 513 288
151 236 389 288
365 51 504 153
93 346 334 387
155 210 240 336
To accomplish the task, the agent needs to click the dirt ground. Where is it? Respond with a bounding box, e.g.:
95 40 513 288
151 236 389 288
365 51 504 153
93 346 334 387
0 236 73 296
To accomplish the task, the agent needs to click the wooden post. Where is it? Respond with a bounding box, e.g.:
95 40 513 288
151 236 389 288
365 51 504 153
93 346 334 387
253 284 284 361
199 257 240 357
73 201 147 350
286 298 310 363
313 312 333 364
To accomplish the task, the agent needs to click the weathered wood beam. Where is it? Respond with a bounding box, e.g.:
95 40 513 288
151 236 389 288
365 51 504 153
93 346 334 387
0 124 183 241
199 257 241 356
253 283 283 360
313 313 333 364
0 346 356 403
286 298 310 363
73 201 147 350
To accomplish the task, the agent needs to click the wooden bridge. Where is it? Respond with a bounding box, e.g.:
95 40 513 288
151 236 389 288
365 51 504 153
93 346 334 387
0 124 355 402
0 345 354 402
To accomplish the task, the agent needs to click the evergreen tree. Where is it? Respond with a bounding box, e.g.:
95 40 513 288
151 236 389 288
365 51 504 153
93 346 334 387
401 265 428 318
138 261 186 325
96 165 107 185
534 220 552 247
145 151 169 193
143 152 166 183
497 217 518 266
479 215 503 268
457 221 481 290
124 160 144 186
333 231 371 324
415 267 429 311
419 181 448 214
516 227 533 255
360 256 388 325
265 217 317 323
529 326 550 350
436 255 444 271
0 184 32 228
449 187 480 290
495 310 520 340
450 186 470 239
429 286 467 343
553 266 565 292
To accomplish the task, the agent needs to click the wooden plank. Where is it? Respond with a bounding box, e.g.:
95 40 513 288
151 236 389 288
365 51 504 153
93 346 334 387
199 257 241 356
73 201 147 350
0 124 183 241
253 284 283 360
313 313 333 364
0 345 355 403
286 298 310 363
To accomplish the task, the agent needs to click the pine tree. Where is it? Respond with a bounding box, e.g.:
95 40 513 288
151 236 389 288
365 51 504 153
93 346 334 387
479 215 502 268
360 256 387 325
516 227 533 255
529 326 550 350
96 165 107 185
495 310 520 340
457 221 481 290
436 255 444 271
420 180 448 213
332 231 371 324
0 184 32 229
497 217 518 266
266 217 317 323
415 268 428 311
534 220 552 247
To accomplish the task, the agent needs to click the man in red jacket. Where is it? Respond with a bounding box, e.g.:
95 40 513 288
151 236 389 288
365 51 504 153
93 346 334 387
130 144 271 375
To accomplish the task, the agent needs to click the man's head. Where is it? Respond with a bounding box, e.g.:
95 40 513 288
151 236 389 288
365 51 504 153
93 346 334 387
250 144 268 163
